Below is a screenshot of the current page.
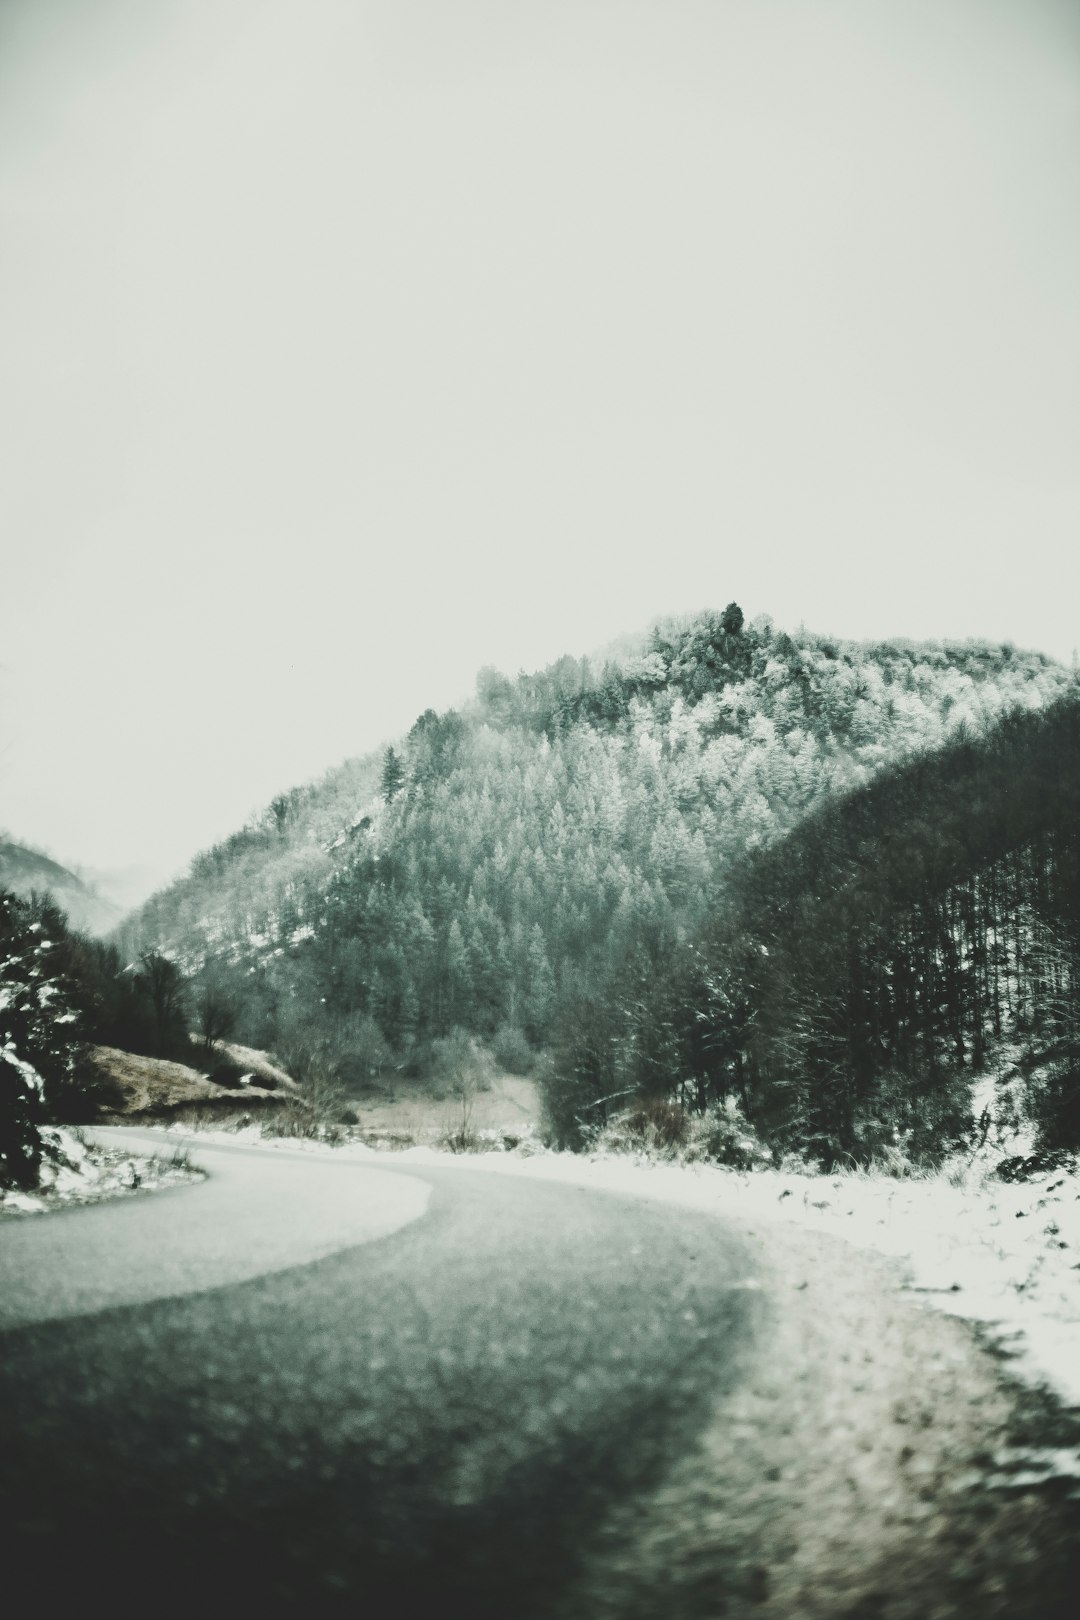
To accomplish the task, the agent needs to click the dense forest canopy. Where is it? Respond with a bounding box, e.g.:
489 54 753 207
560 698 1080 1166
116 610 1074 1106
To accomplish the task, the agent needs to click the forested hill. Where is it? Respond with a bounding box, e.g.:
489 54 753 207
0 840 119 936
118 610 1073 1083
571 694 1080 1167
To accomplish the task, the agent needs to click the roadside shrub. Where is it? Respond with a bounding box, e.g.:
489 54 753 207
438 1124 534 1155
994 1147 1077 1182
687 1099 772 1170
171 1106 255 1133
627 1098 690 1151
802 1069 975 1173
491 1023 535 1076
263 1051 351 1139
1029 1055 1080 1153
439 1121 480 1153
591 1095 774 1168
864 1137 922 1178
595 1098 690 1158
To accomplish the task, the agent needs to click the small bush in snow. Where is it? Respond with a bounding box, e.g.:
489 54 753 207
686 1100 773 1170
593 1096 772 1169
595 1098 689 1158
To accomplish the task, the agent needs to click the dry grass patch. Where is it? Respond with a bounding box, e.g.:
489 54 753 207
349 1074 540 1149
89 1045 281 1118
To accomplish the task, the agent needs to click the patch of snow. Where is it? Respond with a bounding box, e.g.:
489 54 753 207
148 1121 383 1160
0 1040 44 1093
986 1446 1080 1487
422 1142 1080 1410
0 1127 202 1216
1 1191 46 1213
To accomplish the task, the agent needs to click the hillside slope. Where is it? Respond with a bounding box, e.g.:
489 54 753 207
0 839 120 936
560 695 1080 1165
119 611 1073 1085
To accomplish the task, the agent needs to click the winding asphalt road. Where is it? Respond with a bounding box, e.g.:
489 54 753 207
0 1131 763 1617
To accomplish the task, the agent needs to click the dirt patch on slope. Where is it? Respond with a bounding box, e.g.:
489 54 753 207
187 1036 298 1091
89 1045 280 1117
561 1219 1080 1619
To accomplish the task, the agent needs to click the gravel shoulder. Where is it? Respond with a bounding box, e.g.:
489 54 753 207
561 1214 1080 1618
437 1144 1080 1616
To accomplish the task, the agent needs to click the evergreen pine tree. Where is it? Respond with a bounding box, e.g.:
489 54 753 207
381 747 405 802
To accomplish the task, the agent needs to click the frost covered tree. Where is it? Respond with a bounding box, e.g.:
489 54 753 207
0 891 86 1189
380 746 405 802
0 1039 45 1190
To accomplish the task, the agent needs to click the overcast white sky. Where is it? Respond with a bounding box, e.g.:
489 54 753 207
2 0 1079 904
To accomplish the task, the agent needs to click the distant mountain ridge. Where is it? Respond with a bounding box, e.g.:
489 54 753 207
118 610 1075 1086
0 839 120 936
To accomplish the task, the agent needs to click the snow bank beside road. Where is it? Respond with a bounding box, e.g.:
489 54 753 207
139 1115 1080 1409
437 1145 1080 1408
0 1126 200 1215
0 1127 432 1330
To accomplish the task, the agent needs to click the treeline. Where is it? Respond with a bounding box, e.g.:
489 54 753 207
1 889 195 1053
0 881 264 1185
118 609 1072 1096
552 699 1080 1163
0 885 240 1185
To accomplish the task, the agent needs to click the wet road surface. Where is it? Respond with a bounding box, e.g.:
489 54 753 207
0 1134 762 1617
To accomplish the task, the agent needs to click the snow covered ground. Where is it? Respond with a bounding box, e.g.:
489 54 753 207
0 1126 202 1215
447 1144 1080 1409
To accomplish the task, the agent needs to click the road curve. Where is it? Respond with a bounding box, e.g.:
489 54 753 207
0 1130 762 1617
0 1128 430 1329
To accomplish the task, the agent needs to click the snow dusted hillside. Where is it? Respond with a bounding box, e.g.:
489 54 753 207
118 617 1075 1090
